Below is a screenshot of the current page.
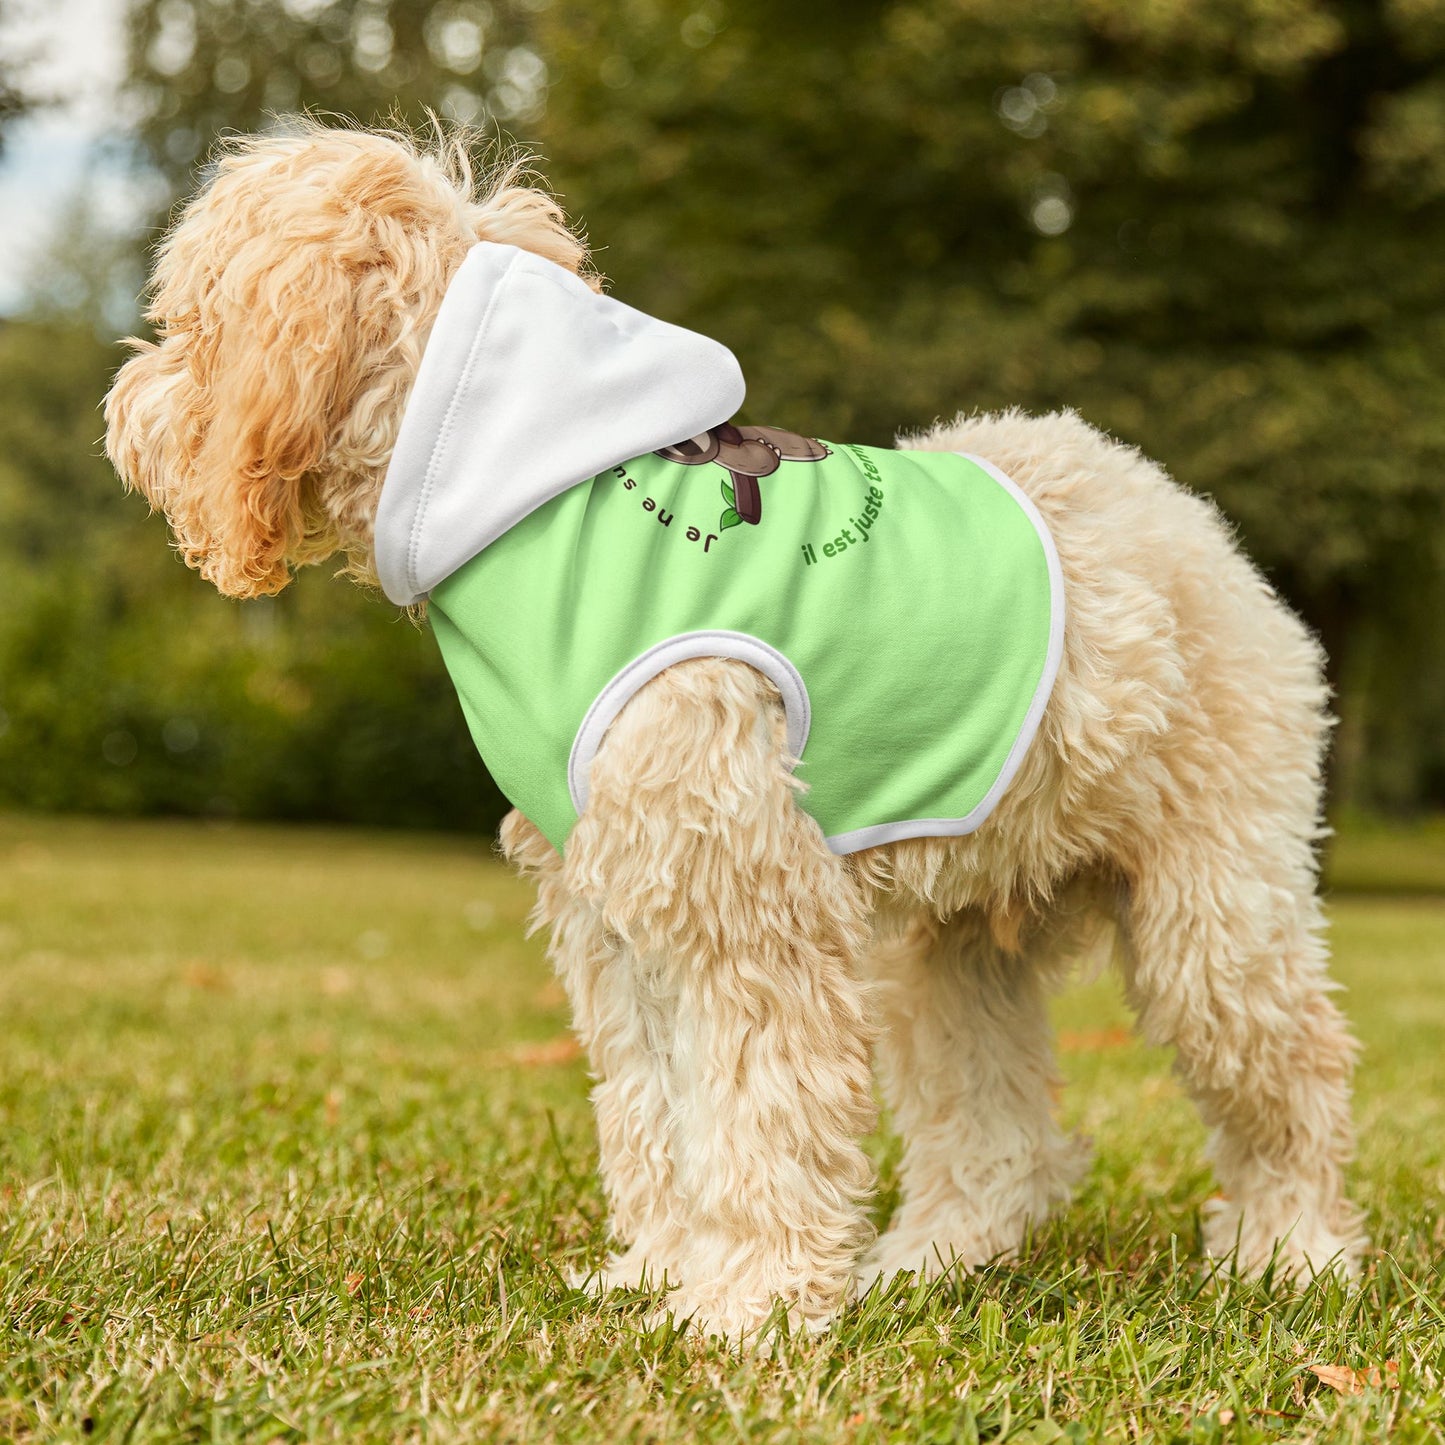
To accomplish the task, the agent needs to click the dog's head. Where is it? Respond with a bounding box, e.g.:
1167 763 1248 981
105 123 590 598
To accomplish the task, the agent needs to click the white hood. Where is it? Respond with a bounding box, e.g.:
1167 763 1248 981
373 242 746 606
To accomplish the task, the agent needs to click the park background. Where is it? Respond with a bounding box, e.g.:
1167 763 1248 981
2 0 1444 831
5 3 1445 1438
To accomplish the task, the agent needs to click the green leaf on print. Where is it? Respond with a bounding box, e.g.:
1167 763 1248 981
721 480 735 506
719 508 742 530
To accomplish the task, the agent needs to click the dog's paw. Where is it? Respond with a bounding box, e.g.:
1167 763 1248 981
570 1245 674 1296
860 1195 1058 1289
856 1232 997 1295
860 1132 1092 1295
645 1287 837 1351
1202 1196 1367 1282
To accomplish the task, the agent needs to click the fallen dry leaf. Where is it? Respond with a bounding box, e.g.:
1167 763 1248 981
181 962 229 992
344 1273 365 1296
505 1036 584 1067
1057 1027 1133 1052
320 967 353 997
534 980 567 1009
1309 1362 1399 1395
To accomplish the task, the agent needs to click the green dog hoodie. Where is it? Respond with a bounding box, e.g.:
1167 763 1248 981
374 243 1064 854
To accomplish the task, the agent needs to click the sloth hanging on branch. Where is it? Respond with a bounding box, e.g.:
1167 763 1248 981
657 422 831 530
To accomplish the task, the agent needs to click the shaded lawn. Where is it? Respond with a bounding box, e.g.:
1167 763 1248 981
1 812 1442 1442
1324 813 1445 897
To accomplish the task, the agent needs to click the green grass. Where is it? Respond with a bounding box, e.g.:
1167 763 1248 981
2 813 1443 1443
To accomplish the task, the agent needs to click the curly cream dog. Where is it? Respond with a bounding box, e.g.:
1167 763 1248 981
105 124 1364 1341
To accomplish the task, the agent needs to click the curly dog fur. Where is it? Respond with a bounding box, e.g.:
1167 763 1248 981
105 123 1365 1342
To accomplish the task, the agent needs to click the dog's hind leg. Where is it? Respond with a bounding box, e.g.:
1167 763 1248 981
563 658 878 1342
1119 828 1365 1280
859 908 1089 1288
1103 571 1365 1279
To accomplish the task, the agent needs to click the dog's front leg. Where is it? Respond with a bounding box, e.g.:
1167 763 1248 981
564 659 878 1343
501 808 687 1289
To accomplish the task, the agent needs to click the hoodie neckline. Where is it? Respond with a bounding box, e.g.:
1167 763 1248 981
372 242 746 606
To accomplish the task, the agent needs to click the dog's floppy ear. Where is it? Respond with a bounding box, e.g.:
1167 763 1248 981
185 238 367 597
104 131 433 599
105 126 594 598
106 199 373 599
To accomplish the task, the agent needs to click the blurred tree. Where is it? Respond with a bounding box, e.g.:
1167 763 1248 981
125 0 547 190
0 317 508 829
0 0 37 151
533 0 1445 809
6 0 565 830
40 0 1444 820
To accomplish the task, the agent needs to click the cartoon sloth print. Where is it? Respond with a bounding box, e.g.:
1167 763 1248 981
657 422 831 532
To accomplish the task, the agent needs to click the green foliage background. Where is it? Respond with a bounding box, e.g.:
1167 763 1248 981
3 0 1444 825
